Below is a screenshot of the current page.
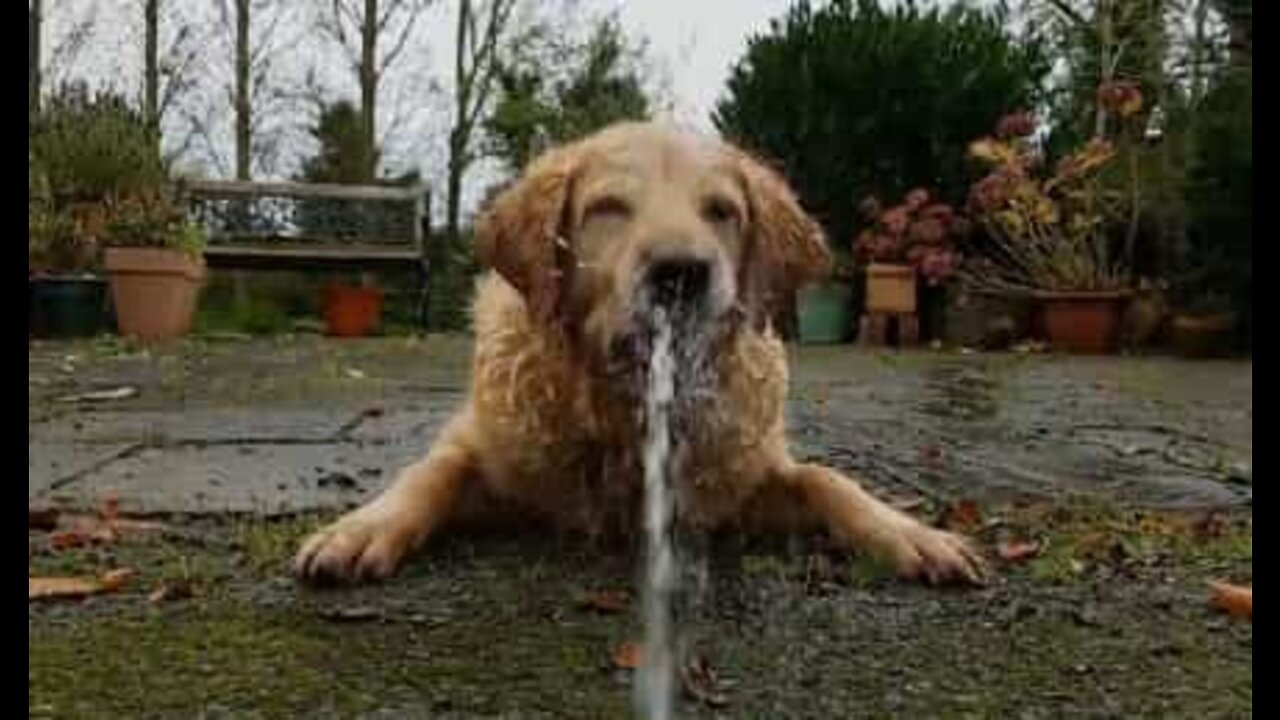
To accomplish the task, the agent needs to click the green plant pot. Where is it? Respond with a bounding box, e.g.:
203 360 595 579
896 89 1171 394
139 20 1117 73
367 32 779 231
30 276 110 339
797 282 853 344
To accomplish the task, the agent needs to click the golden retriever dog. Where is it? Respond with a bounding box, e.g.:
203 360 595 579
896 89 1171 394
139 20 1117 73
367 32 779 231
296 122 986 586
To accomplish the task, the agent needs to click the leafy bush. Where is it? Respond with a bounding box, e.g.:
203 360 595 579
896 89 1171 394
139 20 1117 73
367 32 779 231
30 84 165 203
1186 68 1251 346
715 0 1048 248
105 189 206 255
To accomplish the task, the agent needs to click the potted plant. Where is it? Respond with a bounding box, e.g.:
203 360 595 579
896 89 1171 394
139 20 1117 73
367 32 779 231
1170 294 1236 359
853 190 964 337
323 280 384 338
963 111 1133 354
31 86 166 243
796 258 855 345
102 189 207 342
29 157 110 339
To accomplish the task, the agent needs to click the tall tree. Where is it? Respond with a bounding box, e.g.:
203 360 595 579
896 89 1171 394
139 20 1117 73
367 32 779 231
486 15 651 172
144 0 159 132
446 0 520 239
30 0 42 118
298 101 380 185
135 0 201 158
317 0 433 182
234 0 251 180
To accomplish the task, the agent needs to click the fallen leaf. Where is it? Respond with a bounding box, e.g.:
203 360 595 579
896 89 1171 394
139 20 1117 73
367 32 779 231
612 641 644 670
681 655 731 708
29 577 100 601
1209 582 1251 620
50 531 95 551
99 568 135 592
998 540 1043 564
803 553 835 592
578 590 631 614
57 386 140 404
50 510 169 550
887 495 927 513
148 581 195 604
941 500 982 532
29 568 134 602
29 507 61 532
101 495 121 524
1191 513 1230 539
319 606 383 623
919 445 944 465
317 472 360 491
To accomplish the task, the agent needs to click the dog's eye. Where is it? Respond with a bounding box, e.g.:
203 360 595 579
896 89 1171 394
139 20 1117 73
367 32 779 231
584 196 633 222
702 197 740 226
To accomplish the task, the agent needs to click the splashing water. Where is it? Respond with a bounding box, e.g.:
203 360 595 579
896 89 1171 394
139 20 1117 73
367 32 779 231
637 306 677 720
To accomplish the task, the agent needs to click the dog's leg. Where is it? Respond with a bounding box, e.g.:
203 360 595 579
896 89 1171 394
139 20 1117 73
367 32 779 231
295 417 484 583
743 462 987 585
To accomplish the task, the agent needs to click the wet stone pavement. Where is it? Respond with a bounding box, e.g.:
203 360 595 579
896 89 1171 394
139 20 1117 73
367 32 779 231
30 339 1251 516
28 338 1252 719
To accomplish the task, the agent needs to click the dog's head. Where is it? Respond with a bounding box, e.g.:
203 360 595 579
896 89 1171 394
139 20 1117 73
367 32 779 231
477 122 831 365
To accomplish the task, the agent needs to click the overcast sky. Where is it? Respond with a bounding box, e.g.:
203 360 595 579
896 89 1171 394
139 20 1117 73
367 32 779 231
35 0 912 215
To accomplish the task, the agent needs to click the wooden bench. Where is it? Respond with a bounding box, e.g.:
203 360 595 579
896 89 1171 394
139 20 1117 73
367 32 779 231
186 180 431 325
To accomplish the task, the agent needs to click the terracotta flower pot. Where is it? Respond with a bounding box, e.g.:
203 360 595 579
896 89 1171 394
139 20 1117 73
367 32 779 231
1038 291 1131 354
1170 313 1236 359
104 247 205 342
323 284 383 338
865 263 918 314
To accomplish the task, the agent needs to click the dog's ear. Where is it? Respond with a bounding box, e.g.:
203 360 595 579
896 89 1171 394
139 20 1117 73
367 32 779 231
475 149 578 323
735 151 832 326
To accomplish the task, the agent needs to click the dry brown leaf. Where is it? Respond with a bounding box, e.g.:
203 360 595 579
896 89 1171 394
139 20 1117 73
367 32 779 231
49 513 168 551
29 568 134 602
29 507 61 532
941 500 982 532
148 581 195 605
1209 582 1251 620
612 641 644 670
99 568 135 592
29 577 101 601
1191 513 1231 539
887 495 927 513
101 495 120 524
998 540 1043 564
681 655 731 709
50 531 95 552
578 590 631 614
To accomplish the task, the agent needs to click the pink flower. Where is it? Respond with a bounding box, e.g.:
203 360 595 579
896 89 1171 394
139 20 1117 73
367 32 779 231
997 112 1037 139
905 189 931 210
853 230 876 261
881 208 911 236
859 196 882 220
919 249 960 286
909 218 948 246
872 233 900 262
920 203 956 225
1097 82 1144 118
969 173 1012 213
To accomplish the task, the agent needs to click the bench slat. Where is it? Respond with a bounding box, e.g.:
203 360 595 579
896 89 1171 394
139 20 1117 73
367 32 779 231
204 244 424 271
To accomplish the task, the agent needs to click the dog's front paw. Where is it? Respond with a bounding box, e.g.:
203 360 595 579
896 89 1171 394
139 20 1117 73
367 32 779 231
883 520 988 586
294 504 423 584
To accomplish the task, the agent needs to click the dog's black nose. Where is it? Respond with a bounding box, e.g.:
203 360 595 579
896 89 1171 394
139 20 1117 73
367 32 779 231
647 258 711 305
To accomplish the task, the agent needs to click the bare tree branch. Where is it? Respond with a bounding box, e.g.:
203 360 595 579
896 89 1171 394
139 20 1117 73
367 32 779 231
1045 0 1088 27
